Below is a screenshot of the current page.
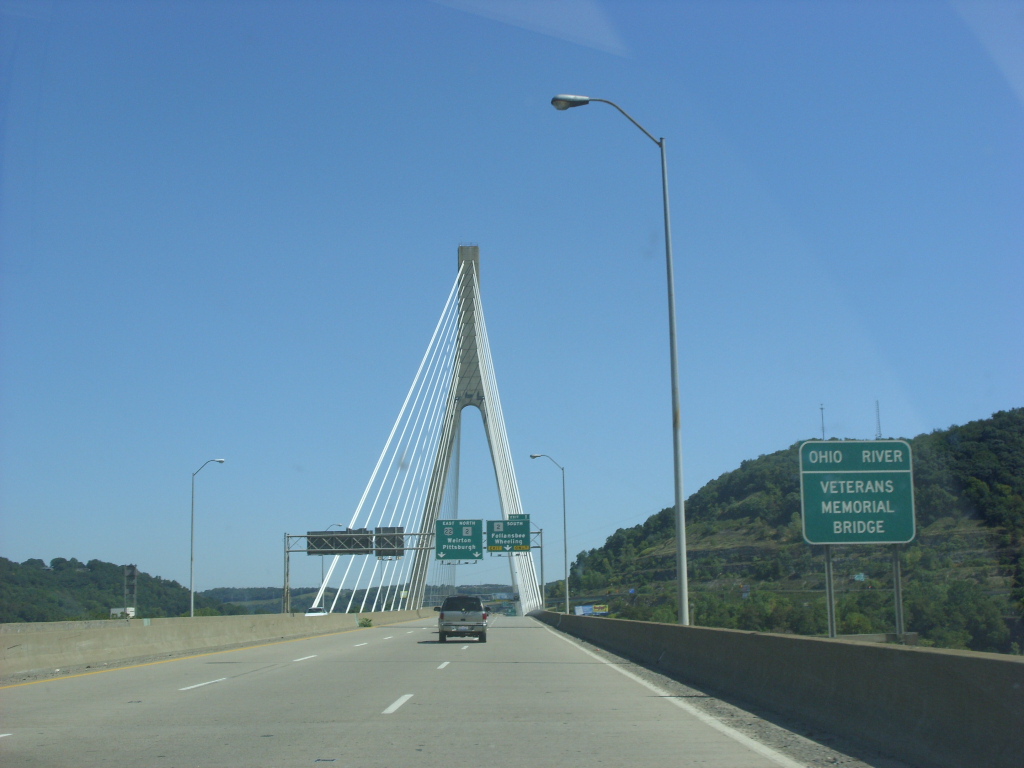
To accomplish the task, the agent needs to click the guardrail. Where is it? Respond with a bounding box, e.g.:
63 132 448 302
0 610 433 680
532 610 1023 768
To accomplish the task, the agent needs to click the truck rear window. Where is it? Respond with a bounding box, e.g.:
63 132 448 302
441 596 482 611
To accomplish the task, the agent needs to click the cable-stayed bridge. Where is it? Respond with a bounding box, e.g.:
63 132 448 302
308 246 541 615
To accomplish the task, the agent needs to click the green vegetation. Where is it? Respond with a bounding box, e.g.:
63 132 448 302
202 586 284 604
0 558 249 622
0 564 509 622
563 409 1024 654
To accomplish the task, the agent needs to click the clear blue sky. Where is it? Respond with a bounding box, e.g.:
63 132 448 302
2 1 1021 592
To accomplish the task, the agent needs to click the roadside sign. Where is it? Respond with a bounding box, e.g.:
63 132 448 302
487 517 530 553
799 440 916 545
435 519 483 561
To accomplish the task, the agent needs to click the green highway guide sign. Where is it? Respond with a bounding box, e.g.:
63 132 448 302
435 519 483 561
799 440 916 545
487 517 530 553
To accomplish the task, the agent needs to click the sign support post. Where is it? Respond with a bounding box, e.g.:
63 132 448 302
892 545 905 641
824 544 836 638
537 528 545 610
283 532 291 614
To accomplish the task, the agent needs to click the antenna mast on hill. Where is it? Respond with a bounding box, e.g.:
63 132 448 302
820 404 825 440
875 400 882 439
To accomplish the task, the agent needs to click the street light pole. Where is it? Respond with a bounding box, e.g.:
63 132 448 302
530 454 568 614
551 93 690 625
190 458 225 618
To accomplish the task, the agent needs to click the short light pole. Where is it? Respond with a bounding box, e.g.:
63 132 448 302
190 459 225 618
551 93 689 624
530 454 568 614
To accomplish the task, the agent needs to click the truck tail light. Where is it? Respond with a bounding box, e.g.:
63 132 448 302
439 612 445 620
482 612 488 620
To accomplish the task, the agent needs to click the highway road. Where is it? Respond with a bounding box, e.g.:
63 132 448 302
1 615 807 767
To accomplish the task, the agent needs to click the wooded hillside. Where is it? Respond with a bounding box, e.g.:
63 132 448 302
0 557 252 622
564 408 1023 653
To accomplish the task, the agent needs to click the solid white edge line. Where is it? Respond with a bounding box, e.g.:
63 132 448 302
178 677 227 691
292 655 317 662
437 661 450 669
539 625 807 768
381 693 413 714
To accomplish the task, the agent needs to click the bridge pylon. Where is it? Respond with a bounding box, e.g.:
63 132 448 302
307 246 542 616
406 246 540 612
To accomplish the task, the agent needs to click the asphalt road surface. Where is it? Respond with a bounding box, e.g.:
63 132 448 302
1 615 815 768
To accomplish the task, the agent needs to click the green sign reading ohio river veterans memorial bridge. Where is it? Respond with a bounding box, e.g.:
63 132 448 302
799 440 916 545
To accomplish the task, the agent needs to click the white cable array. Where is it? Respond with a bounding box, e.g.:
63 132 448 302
385 362 455 606
357 315 456 612
346 279 460 612
311 267 462 613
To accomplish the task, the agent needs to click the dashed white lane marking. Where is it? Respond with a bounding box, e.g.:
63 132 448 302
179 677 227 691
383 636 394 640
381 694 413 714
0 734 12 739
540 624 806 768
460 645 469 650
437 662 450 669
354 643 368 647
293 655 317 662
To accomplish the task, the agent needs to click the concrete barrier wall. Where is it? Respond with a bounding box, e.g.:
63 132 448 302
533 611 1024 768
0 609 434 679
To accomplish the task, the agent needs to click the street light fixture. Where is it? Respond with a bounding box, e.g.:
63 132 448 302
551 94 590 110
551 93 690 625
190 458 225 618
530 454 568 615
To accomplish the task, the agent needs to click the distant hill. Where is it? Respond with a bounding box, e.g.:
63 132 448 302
0 557 247 622
200 587 331 614
563 408 1023 653
0 555 517 622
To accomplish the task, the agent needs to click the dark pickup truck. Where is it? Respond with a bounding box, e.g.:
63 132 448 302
435 595 488 642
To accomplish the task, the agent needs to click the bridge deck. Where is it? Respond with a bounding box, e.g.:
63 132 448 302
0 615 819 767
